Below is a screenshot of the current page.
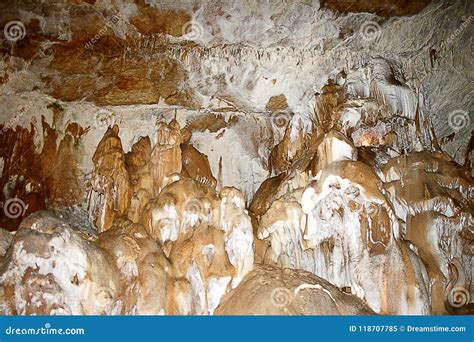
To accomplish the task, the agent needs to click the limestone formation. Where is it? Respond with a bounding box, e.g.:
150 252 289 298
90 125 131 232
0 0 472 317
0 212 121 315
215 264 374 315
96 218 171 315
150 119 183 196
381 152 473 314
256 159 430 314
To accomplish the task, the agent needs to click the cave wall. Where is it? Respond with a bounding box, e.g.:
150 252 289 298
0 0 472 315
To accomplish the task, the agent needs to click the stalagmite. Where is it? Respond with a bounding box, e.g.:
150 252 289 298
257 159 431 314
90 125 131 232
0 0 472 318
169 224 234 314
0 212 122 315
181 143 217 188
381 152 473 314
138 177 256 313
96 218 171 315
309 130 357 175
219 187 254 287
143 178 220 250
269 114 316 175
301 161 430 314
215 264 374 315
150 119 183 196
125 137 153 224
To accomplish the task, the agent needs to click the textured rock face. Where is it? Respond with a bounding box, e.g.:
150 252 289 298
215 264 375 315
96 218 171 315
0 0 473 316
256 159 431 314
381 152 473 314
91 125 132 232
0 212 122 315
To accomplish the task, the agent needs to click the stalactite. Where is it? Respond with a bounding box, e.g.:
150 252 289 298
91 125 131 232
150 119 183 197
0 0 472 317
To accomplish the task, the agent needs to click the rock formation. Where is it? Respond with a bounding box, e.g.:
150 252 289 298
0 0 472 316
215 264 374 315
90 125 131 232
0 212 122 315
381 152 473 314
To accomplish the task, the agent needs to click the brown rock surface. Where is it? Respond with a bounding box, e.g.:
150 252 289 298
91 125 131 232
320 0 432 17
0 212 121 315
215 264 375 315
266 94 288 112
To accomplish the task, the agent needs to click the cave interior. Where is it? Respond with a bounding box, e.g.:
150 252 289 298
0 0 473 316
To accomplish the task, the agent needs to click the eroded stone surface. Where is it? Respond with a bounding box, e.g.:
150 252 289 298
215 264 375 315
0 0 472 316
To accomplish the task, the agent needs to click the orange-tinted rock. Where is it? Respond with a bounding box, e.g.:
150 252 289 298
125 137 153 224
269 121 316 175
49 43 101 75
49 76 97 102
266 94 288 112
96 218 171 314
165 88 201 109
130 1 191 37
181 143 217 188
215 264 374 315
169 224 235 314
92 77 161 106
0 115 87 231
320 0 432 17
143 177 220 247
150 119 183 196
315 79 346 132
185 113 232 133
91 125 131 232
249 173 285 217
1 2 198 108
141 177 254 314
381 152 473 314
126 136 152 182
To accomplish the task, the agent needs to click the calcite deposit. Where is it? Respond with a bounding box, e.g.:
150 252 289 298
0 0 472 316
